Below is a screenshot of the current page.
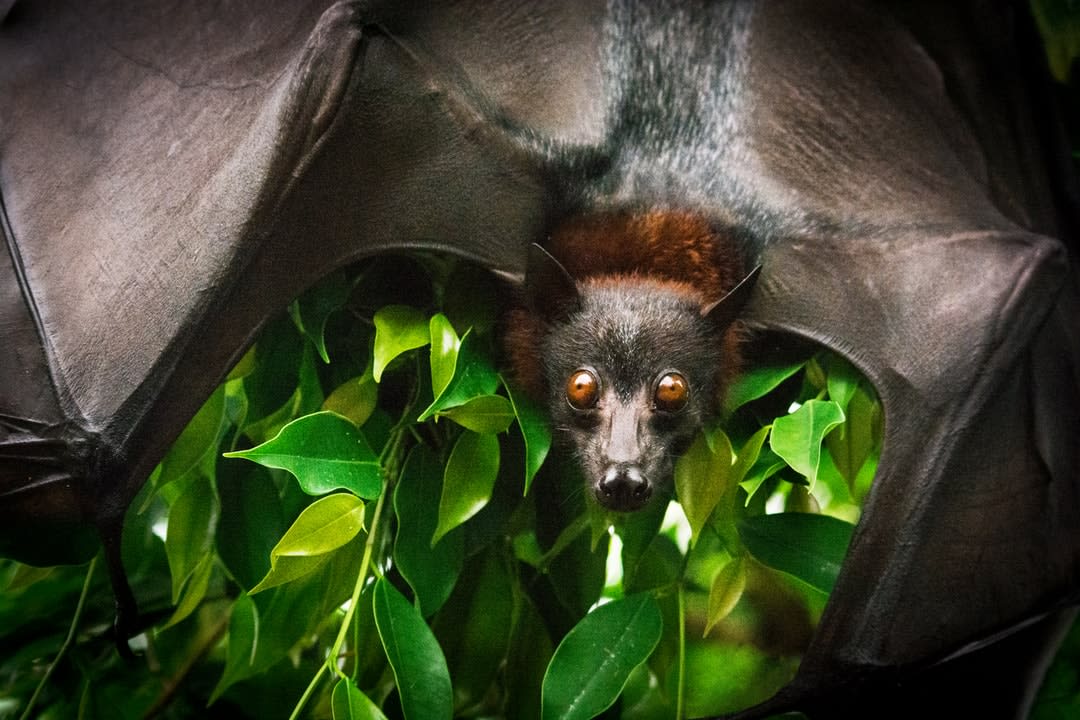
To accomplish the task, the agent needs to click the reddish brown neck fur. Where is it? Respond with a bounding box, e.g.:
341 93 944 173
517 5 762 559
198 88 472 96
503 210 747 402
543 210 742 304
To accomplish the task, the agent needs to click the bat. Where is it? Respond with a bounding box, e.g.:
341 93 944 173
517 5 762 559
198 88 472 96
503 213 759 513
1 0 1077 716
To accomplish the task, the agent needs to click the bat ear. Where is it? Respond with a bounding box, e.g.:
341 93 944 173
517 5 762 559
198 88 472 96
701 265 761 331
525 242 582 321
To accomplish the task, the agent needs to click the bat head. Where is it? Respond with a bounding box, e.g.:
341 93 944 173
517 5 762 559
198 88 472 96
518 244 758 512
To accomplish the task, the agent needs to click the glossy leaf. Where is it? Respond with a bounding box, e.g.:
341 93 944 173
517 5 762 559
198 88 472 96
332 678 388 720
724 359 806 412
438 394 514 434
165 477 219 603
739 446 786 507
737 512 855 593
224 411 382 499
418 329 500 421
154 384 227 494
824 353 860 414
704 556 746 637
372 305 430 382
394 446 464 617
428 313 459 400
675 430 733 546
827 381 880 488
541 593 663 720
769 399 845 490
433 431 500 545
732 425 771 486
323 370 378 428
251 493 365 593
373 577 453 720
505 378 552 495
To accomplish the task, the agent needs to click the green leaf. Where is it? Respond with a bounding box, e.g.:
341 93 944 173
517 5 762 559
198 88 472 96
373 577 453 720
251 493 365 593
290 270 350 363
428 313 459 400
323 370 378 428
739 446 786 506
164 552 214 628
418 329 500 421
769 399 845 490
826 381 879 489
732 425 771 487
541 593 663 720
241 314 305 431
704 556 746 637
724 359 806 412
433 431 500 545
394 446 464 617
2 564 53 592
210 594 259 702
737 512 855 594
430 550 515 707
437 394 514 434
674 430 733 546
824 353 860 414
505 379 552 495
504 593 555 720
332 678 388 720
165 477 219 604
617 498 669 589
224 411 382 499
215 459 285 591
153 384 227 495
372 305 430 382
622 532 683 595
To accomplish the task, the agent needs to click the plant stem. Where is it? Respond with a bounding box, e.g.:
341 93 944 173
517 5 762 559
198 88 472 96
330 485 388 678
20 556 97 720
288 422 401 718
288 663 328 720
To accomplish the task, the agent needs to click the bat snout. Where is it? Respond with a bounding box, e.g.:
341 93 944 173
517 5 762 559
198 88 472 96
595 463 652 512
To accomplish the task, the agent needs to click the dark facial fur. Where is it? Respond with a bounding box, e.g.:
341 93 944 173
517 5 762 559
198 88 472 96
543 280 728 511
502 211 757 513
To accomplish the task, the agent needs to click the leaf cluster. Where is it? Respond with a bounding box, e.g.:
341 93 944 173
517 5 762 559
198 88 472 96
0 253 903 720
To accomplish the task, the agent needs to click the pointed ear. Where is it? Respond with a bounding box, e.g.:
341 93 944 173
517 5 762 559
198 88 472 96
526 243 582 321
701 265 761 331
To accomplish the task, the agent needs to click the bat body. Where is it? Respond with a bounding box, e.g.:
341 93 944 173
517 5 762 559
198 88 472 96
1 0 1077 716
504 211 756 512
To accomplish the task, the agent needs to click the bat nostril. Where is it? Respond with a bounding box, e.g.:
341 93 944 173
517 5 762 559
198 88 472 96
597 465 652 510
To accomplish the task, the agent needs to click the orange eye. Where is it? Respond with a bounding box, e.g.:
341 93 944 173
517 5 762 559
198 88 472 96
654 373 689 412
566 369 600 410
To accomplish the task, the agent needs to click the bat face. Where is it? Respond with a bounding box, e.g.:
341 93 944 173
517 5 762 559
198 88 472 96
504 237 757 514
541 282 724 511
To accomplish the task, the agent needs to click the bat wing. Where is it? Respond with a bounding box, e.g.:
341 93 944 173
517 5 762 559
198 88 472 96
719 1 1080 715
0 0 599 565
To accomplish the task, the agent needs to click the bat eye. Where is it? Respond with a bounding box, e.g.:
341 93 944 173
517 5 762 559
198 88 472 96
654 372 689 413
566 369 600 410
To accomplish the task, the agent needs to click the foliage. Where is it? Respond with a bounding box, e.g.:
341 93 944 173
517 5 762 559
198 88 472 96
0 253 887 720
1 244 1076 718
